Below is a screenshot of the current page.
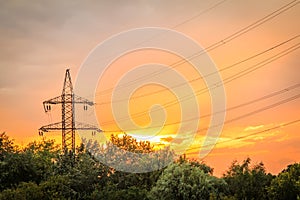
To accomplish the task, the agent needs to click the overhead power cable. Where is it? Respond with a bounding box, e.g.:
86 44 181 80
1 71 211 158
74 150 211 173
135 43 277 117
99 42 300 126
96 35 299 105
187 118 300 151
95 0 299 96
172 0 228 29
102 91 300 133
107 83 300 130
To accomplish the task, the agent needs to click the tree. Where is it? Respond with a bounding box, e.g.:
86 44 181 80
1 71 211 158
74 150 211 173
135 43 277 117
0 132 16 160
0 140 110 199
40 175 77 199
83 134 175 172
149 162 227 200
0 176 77 200
0 182 43 200
0 137 62 191
90 184 149 200
85 134 170 197
268 163 300 200
110 133 153 153
177 154 214 175
223 157 273 200
52 143 112 199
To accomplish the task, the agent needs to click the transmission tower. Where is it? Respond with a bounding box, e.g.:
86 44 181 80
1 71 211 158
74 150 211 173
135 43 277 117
39 69 101 153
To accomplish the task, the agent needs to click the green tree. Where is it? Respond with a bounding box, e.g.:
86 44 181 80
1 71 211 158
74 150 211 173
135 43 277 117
149 162 226 200
40 175 77 200
53 143 111 199
0 176 77 200
0 182 43 200
23 139 60 181
0 132 15 159
268 163 300 200
0 136 60 191
82 134 175 199
89 134 174 173
90 184 149 200
84 134 174 186
177 154 214 174
223 157 273 200
110 133 153 153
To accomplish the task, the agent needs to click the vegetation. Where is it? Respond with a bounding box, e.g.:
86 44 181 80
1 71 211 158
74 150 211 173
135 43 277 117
0 132 299 200
268 163 300 200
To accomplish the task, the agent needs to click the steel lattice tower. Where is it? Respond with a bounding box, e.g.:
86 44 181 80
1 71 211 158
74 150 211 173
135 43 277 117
39 69 101 153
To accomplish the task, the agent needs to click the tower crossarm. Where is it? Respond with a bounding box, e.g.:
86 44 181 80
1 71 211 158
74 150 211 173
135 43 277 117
43 95 93 105
43 96 62 104
75 121 102 132
39 121 101 132
39 122 62 132
43 96 62 112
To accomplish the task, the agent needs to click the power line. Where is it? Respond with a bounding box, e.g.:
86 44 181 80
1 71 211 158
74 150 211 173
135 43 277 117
102 91 300 133
139 0 230 46
107 83 300 130
147 42 300 110
172 0 229 29
99 42 300 126
187 118 300 151
178 42 300 106
201 93 300 132
96 35 299 105
95 0 299 96
184 85 300 134
81 0 229 99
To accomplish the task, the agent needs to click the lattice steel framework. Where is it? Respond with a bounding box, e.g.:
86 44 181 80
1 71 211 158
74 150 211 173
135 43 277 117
39 69 101 153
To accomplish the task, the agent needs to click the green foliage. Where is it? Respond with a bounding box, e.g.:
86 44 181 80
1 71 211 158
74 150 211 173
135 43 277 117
0 182 43 200
87 134 171 199
0 176 76 200
0 137 60 191
40 175 77 199
84 134 175 173
223 157 273 200
0 132 15 158
53 144 112 199
149 162 227 200
110 133 153 153
1 133 300 200
268 163 300 200
90 184 149 200
177 154 214 174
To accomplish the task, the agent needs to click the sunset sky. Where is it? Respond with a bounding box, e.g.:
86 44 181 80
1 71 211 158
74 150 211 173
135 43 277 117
0 0 299 176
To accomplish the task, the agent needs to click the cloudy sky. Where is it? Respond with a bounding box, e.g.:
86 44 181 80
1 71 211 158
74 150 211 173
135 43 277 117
0 0 299 176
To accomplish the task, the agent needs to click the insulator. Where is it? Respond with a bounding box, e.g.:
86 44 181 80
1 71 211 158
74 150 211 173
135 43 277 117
39 131 43 136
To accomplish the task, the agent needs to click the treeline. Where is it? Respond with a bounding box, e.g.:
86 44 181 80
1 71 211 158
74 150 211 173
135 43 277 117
0 132 299 200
